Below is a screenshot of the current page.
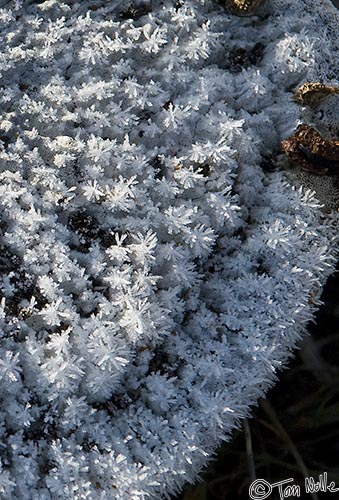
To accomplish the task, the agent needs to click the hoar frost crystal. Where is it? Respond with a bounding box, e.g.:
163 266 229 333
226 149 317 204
0 0 339 498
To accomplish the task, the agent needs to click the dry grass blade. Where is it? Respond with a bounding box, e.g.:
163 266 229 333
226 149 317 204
260 398 319 500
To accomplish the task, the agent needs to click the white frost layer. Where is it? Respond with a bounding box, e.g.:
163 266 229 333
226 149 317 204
0 0 338 498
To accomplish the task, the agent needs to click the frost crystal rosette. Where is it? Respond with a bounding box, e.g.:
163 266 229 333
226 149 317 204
0 0 339 498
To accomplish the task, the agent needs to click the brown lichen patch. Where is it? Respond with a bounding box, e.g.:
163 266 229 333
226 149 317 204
281 124 339 176
222 0 266 15
293 82 339 107
226 42 265 73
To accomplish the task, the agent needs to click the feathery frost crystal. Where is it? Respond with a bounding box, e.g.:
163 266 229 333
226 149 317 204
0 0 339 498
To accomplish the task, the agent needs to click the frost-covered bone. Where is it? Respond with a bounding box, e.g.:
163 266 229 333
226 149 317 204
0 0 339 498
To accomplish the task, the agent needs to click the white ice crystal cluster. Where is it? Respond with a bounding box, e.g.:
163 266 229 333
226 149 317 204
0 0 339 498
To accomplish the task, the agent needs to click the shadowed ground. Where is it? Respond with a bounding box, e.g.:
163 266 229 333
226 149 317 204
175 266 339 500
